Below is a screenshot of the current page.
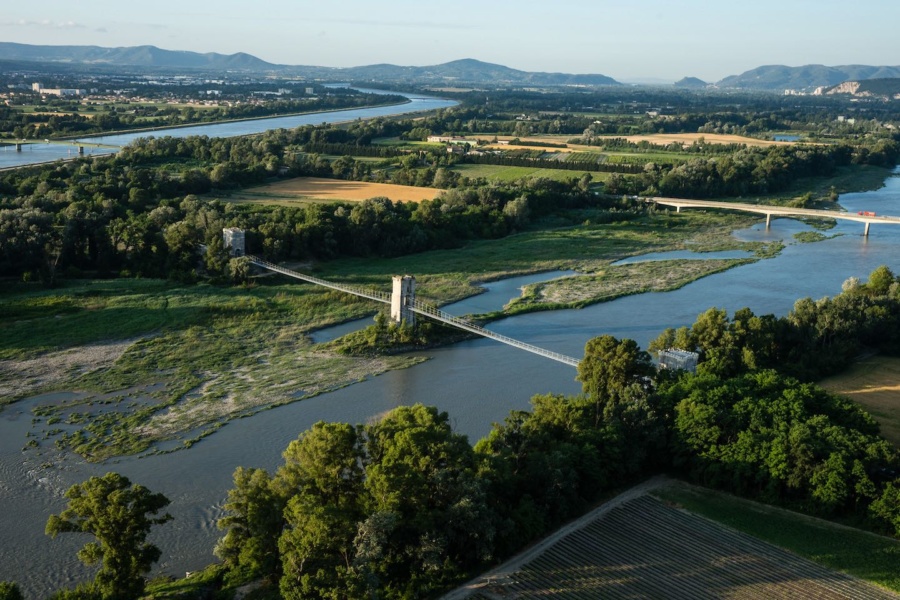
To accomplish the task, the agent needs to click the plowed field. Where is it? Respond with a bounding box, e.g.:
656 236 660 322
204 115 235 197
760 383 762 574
448 488 898 599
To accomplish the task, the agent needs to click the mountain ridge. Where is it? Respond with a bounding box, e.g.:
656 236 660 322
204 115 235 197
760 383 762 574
0 43 620 85
717 64 900 91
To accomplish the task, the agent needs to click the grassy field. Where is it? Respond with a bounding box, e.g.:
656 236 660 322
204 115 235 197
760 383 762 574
655 481 900 593
501 258 755 315
473 132 796 148
821 355 900 447
451 163 613 183
0 278 421 460
314 211 769 304
221 177 442 206
614 132 798 147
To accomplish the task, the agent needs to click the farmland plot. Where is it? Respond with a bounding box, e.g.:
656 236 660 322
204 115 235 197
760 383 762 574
450 491 898 599
224 177 441 205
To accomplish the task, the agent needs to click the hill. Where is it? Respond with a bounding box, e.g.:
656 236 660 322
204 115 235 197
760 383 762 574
718 64 900 91
333 58 619 86
0 42 274 70
674 76 708 89
0 43 620 86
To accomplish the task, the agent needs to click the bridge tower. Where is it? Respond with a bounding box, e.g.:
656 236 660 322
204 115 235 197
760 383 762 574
222 228 246 256
391 275 416 326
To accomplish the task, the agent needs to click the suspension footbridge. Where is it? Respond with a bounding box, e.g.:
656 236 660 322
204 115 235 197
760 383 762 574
247 255 581 368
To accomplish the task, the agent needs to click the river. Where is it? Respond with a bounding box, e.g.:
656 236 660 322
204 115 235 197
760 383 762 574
0 88 457 170
2 170 899 595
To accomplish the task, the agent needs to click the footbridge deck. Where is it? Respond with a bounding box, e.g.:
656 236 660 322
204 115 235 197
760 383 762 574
247 255 581 368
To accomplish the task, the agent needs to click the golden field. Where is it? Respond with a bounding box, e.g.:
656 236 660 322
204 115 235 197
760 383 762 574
223 177 442 206
820 355 900 447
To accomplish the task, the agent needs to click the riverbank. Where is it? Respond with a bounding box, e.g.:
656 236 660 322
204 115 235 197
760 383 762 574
3 164 897 461
67 98 412 141
2 97 410 144
1 209 767 460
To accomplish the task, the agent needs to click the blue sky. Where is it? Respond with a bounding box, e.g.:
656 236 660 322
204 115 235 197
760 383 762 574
1 0 897 82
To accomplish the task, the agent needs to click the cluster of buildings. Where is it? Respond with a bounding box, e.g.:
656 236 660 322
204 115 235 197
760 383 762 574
31 83 87 97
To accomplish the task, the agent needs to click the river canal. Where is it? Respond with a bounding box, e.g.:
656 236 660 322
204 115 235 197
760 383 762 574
0 88 457 170
1 167 899 594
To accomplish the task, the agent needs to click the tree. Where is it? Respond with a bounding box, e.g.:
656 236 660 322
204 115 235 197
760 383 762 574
276 422 367 600
228 256 252 284
867 265 895 296
0 582 23 600
45 473 172 600
577 335 654 425
360 404 493 598
216 467 285 581
871 479 900 536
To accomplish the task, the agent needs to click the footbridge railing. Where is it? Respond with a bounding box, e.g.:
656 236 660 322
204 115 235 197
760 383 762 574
409 298 581 367
247 256 391 304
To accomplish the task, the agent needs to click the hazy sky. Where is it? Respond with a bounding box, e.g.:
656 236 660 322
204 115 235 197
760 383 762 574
2 0 898 82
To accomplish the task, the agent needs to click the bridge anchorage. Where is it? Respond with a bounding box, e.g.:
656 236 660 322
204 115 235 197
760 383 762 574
225 229 580 367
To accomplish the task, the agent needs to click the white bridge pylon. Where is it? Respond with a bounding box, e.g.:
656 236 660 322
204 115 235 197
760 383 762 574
247 256 580 368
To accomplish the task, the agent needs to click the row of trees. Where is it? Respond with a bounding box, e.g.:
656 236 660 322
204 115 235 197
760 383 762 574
604 141 900 198
0 131 625 282
2 91 406 139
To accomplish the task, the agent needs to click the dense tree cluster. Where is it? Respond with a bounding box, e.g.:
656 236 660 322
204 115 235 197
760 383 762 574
216 405 492 599
650 265 900 380
661 369 894 514
603 141 900 198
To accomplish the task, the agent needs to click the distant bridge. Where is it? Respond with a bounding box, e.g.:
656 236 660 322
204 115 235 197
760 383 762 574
248 255 581 368
648 196 900 237
3 138 122 155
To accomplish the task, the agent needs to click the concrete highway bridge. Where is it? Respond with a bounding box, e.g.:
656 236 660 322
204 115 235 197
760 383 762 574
648 197 900 237
3 138 122 155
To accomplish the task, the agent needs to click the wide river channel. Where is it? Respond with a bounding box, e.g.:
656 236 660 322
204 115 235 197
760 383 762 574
1 109 899 595
0 87 457 170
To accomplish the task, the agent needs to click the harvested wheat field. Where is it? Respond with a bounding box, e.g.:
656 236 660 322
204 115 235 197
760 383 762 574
620 132 795 147
226 177 441 206
445 480 898 600
821 355 900 447
474 132 794 150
